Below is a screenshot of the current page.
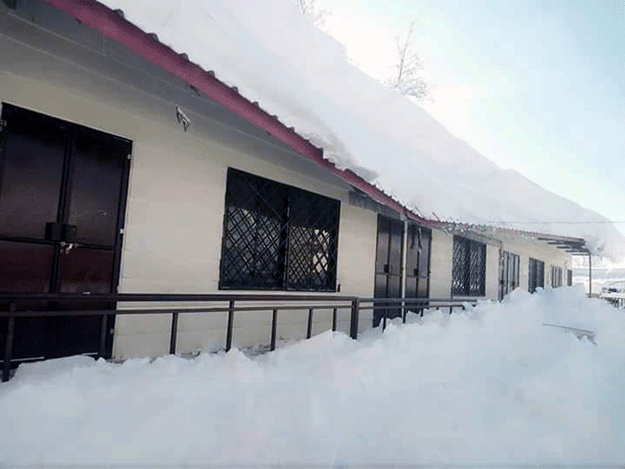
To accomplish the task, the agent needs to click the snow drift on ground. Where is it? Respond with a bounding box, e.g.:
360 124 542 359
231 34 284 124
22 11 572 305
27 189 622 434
2 287 624 467
99 0 625 260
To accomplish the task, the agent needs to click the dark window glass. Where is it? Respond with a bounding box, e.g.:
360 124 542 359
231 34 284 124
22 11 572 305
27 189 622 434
452 236 486 297
219 169 340 291
0 109 66 239
68 130 127 247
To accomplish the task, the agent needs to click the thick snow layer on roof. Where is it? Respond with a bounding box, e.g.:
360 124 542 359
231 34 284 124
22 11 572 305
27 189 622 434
2 288 624 465
100 0 625 260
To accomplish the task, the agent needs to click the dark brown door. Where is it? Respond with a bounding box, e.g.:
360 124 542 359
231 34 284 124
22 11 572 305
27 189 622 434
374 216 403 326
0 104 131 362
405 224 431 312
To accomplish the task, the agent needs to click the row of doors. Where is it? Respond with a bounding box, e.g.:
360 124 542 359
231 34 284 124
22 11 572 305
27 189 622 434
373 216 431 326
0 104 131 361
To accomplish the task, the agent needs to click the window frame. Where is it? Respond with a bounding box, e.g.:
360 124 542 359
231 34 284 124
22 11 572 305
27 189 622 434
452 236 487 297
551 265 563 288
218 168 340 292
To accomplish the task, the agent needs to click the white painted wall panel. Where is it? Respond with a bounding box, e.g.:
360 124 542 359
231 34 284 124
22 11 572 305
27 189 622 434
0 33 379 359
429 230 453 297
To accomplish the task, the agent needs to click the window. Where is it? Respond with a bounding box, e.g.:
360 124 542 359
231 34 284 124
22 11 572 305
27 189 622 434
219 168 340 291
528 258 545 293
499 250 520 300
551 265 563 288
452 236 486 297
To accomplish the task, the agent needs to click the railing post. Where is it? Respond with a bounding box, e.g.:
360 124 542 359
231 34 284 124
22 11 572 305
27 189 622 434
449 306 453 315
307 308 313 339
169 312 179 355
3 302 16 382
332 307 337 332
349 298 359 340
402 299 407 323
382 303 388 331
270 309 278 351
99 312 108 358
226 300 235 351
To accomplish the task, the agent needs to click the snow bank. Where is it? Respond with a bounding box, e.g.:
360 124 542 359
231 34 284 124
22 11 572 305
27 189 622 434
98 0 625 260
1 288 624 466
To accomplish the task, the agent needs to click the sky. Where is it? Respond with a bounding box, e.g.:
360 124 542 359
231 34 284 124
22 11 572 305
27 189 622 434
314 0 625 239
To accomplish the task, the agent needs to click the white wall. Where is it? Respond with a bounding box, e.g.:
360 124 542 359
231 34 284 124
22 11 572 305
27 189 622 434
498 235 572 292
0 25 377 358
429 229 454 297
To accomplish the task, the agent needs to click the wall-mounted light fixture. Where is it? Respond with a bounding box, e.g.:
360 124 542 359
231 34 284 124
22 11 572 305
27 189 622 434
175 105 191 132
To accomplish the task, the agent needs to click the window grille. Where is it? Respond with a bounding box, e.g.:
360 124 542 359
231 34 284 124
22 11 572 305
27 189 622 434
452 236 486 297
219 168 340 291
551 265 563 288
528 258 545 293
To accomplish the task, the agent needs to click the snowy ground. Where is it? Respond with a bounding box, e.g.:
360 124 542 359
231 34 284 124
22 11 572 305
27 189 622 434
1 287 624 467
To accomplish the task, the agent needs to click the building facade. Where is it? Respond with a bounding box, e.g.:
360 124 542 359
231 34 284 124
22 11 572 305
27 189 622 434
0 0 580 364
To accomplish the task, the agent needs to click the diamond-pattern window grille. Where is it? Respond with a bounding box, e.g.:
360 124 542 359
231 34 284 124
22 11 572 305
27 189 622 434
528 258 545 293
551 265 563 288
219 169 340 291
452 236 486 297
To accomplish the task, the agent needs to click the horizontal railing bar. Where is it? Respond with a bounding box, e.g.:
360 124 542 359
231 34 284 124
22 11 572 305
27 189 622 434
358 298 479 303
359 304 470 312
0 293 358 302
0 303 356 318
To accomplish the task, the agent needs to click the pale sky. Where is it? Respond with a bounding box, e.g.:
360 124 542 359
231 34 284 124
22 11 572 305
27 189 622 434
314 0 625 241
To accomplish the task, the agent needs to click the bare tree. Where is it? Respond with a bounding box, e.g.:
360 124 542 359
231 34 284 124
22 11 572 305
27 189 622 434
387 20 431 102
294 0 329 27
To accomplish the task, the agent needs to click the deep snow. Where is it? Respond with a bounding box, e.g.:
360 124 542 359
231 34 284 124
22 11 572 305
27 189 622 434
2 287 624 467
99 0 625 260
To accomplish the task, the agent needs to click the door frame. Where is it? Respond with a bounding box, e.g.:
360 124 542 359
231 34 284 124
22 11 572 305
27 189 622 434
0 102 132 359
373 214 405 325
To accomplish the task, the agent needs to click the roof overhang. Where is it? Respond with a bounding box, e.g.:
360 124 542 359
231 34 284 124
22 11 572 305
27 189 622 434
441 223 590 255
44 0 438 226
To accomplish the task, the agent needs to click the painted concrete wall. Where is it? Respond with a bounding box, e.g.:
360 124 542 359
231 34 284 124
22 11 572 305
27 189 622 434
0 20 377 358
497 235 572 293
429 230 454 298
429 230 501 301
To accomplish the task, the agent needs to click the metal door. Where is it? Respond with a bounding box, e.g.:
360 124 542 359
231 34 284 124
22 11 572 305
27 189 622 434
374 216 403 326
0 104 131 362
405 224 431 311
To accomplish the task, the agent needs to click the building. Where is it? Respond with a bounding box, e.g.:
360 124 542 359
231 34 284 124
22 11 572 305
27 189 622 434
0 0 586 368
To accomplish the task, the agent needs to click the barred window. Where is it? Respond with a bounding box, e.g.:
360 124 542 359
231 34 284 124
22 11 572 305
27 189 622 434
528 258 545 293
452 236 486 297
219 168 340 291
551 265 563 288
567 269 573 286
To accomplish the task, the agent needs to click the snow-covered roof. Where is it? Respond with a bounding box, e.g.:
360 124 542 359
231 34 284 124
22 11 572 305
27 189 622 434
48 0 625 260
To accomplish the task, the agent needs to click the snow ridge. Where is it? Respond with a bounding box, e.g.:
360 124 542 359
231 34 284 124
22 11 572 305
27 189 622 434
102 0 625 260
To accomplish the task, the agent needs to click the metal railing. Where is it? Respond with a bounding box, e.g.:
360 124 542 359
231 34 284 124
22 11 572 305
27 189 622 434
0 293 479 381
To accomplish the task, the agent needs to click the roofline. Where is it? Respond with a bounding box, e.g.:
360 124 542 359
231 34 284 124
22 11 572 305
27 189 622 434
45 0 434 223
443 223 589 254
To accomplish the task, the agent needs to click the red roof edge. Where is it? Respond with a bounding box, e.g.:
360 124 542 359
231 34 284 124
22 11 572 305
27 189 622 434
45 0 430 223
